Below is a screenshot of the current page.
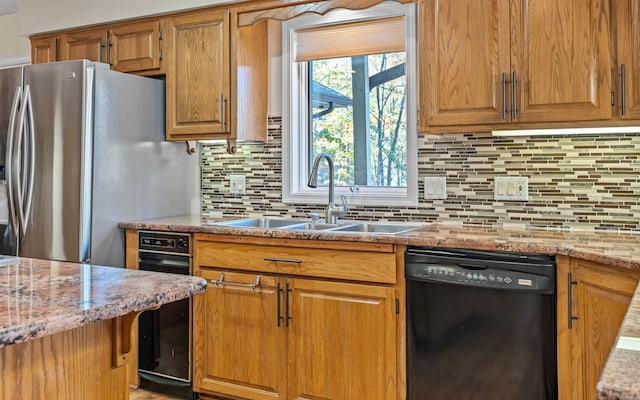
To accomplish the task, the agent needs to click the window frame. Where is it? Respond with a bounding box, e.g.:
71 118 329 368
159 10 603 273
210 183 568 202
281 1 418 206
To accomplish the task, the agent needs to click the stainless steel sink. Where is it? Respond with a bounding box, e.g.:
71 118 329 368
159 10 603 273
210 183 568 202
331 223 422 234
214 218 305 229
283 223 342 231
211 218 422 235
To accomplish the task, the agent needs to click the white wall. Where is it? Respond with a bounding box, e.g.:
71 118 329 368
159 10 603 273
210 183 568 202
0 14 30 67
17 0 238 36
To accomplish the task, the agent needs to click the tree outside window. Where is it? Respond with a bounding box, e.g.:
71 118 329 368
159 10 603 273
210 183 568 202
309 52 407 189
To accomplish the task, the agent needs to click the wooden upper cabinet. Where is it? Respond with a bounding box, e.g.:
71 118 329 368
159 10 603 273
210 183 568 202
511 0 612 123
109 20 163 74
30 36 58 64
421 0 613 131
557 257 640 400
420 0 511 129
615 0 640 119
165 9 231 140
36 19 162 74
58 28 107 63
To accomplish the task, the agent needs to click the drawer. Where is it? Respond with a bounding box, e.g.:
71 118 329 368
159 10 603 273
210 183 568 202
195 240 396 284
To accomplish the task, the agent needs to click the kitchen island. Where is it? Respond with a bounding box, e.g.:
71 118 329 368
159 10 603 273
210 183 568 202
0 257 206 400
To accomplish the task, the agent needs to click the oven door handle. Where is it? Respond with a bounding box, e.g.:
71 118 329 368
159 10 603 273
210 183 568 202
139 257 190 268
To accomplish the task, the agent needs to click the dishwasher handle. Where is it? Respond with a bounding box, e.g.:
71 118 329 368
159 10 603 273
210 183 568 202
405 262 555 294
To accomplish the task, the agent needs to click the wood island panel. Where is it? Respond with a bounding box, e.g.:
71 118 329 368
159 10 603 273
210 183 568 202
0 319 127 400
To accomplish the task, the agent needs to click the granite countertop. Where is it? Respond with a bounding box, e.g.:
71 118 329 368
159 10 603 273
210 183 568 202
120 214 640 400
0 257 206 348
120 214 640 270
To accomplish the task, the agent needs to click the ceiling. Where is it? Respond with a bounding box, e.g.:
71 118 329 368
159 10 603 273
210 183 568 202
0 0 17 16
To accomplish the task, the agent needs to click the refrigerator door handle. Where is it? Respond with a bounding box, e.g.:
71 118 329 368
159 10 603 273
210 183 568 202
5 86 21 237
24 86 36 234
15 84 31 237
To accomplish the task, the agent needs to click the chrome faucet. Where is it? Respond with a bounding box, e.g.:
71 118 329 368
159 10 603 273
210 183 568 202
307 152 348 224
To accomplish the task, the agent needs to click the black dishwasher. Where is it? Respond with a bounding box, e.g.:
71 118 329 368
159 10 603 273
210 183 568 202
406 247 557 400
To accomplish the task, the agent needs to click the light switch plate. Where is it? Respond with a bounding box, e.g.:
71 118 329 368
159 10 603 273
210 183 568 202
230 175 246 195
424 176 447 200
494 176 528 201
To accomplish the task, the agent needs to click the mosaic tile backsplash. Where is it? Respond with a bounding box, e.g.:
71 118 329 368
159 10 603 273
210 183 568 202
201 117 640 232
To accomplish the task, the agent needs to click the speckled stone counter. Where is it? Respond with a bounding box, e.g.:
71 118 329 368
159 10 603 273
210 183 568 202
120 215 640 270
120 214 640 400
0 257 207 347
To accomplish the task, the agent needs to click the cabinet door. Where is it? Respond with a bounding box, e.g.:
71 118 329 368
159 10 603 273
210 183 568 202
510 0 612 122
616 0 640 119
420 0 511 129
287 279 397 400
193 270 286 400
58 28 107 63
165 9 231 139
31 37 57 64
557 257 639 400
109 20 162 73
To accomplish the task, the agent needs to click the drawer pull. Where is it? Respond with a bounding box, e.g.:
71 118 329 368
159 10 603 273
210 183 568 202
264 257 302 264
211 272 261 290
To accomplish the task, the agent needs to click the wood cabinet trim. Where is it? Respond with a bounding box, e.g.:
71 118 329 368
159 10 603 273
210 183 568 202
124 228 140 389
237 0 414 26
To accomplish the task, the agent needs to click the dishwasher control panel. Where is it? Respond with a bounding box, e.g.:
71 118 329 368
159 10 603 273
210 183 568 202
405 247 555 294
410 264 537 289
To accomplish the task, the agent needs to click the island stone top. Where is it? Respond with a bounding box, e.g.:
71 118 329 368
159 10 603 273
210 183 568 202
120 214 640 400
0 257 206 348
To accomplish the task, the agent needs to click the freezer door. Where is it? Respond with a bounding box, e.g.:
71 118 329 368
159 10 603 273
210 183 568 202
0 66 23 256
19 60 98 262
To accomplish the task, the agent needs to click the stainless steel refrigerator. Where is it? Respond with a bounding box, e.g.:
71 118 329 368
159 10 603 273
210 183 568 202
0 60 199 267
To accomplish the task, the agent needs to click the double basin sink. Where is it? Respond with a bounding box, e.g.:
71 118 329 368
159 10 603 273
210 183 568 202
211 217 422 235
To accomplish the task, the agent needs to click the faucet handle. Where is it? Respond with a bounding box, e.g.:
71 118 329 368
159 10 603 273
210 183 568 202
340 194 349 216
306 212 321 224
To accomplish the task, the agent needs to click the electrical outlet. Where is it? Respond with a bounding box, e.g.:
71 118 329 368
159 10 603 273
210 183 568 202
424 177 447 200
494 176 528 201
230 175 246 195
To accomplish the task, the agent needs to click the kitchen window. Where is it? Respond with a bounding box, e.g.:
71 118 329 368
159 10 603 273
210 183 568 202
282 2 418 206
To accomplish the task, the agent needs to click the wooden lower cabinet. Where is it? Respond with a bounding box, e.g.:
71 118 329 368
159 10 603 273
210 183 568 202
557 256 640 400
193 270 285 399
193 238 398 400
287 279 397 400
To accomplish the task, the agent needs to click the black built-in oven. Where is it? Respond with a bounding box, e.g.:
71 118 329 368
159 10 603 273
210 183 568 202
137 231 193 399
